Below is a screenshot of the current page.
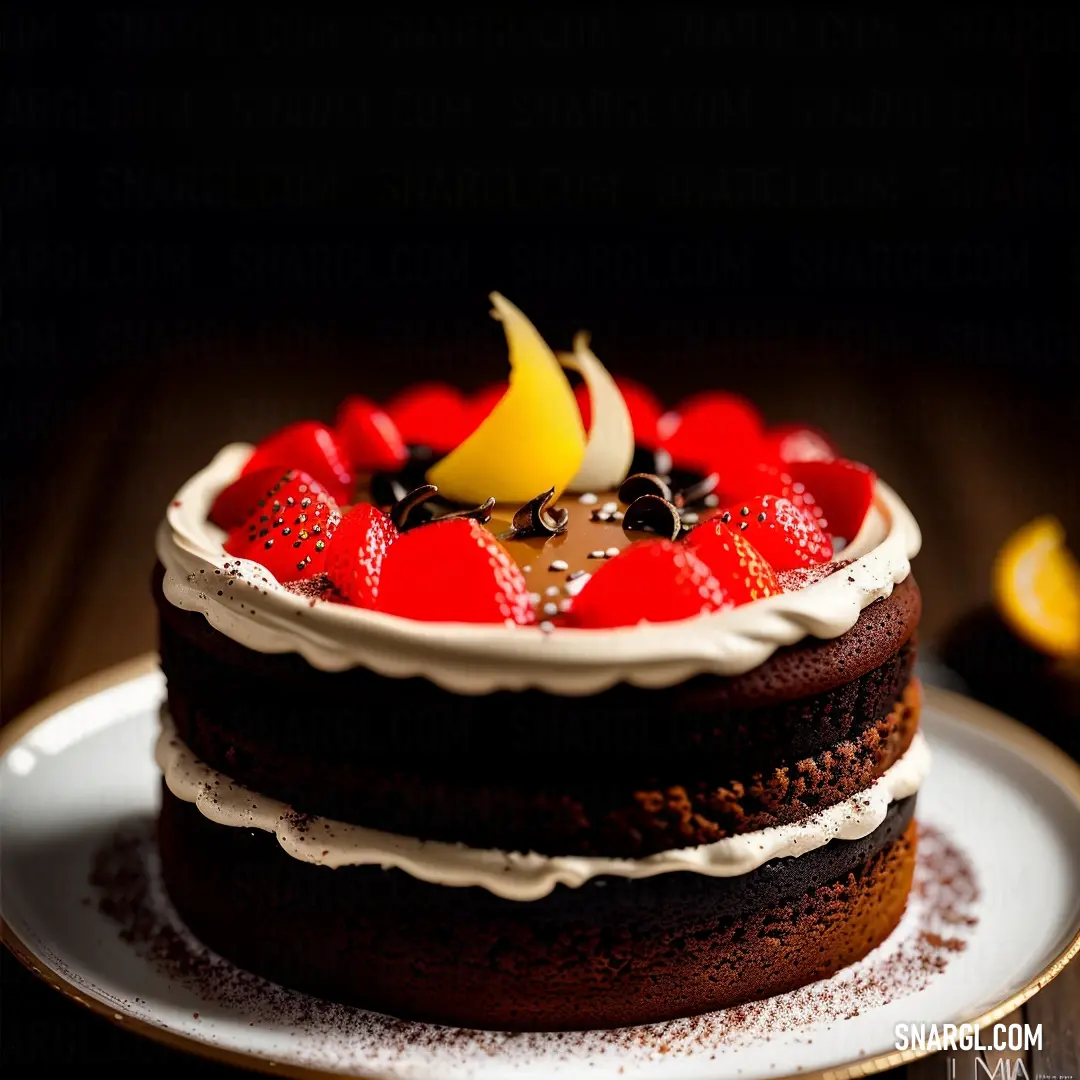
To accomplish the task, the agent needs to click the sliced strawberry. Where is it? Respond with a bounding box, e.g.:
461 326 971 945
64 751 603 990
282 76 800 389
684 522 782 603
377 518 534 626
713 461 826 528
241 421 353 505
464 382 509 435
715 460 790 503
760 424 837 465
384 383 469 453
711 456 782 507
787 459 876 542
660 392 764 475
710 494 832 571
225 470 341 581
324 502 398 608
209 467 294 531
565 539 731 629
335 396 408 473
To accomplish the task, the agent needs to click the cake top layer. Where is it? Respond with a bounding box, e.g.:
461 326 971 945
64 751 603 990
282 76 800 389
157 293 921 693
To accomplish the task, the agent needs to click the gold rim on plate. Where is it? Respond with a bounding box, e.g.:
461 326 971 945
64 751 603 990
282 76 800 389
2 654 1079 1080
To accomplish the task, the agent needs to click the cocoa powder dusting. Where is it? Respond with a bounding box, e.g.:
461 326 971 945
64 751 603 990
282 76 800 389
88 821 978 1068
777 559 854 592
282 573 334 601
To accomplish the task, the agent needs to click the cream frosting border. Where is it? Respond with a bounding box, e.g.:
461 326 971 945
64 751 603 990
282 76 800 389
157 442 920 694
157 708 930 902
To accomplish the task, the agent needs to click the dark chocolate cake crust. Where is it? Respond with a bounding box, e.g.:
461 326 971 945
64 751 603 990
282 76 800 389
156 567 920 856
158 784 917 1031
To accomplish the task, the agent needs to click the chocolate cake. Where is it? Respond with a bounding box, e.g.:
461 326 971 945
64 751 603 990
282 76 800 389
153 293 926 1030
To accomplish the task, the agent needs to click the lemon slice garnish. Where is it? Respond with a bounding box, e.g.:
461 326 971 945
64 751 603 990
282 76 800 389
427 293 586 505
993 516 1080 659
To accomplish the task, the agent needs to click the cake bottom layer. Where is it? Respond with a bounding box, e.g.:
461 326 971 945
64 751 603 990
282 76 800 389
158 786 917 1030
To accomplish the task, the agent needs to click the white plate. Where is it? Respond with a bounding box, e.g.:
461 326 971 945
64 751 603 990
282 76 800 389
2 657 1079 1080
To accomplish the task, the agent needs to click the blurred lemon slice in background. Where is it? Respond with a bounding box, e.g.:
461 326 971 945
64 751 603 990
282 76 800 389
993 516 1080 660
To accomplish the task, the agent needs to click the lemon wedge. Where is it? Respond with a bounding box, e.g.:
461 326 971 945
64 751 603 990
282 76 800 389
426 293 587 505
993 516 1080 659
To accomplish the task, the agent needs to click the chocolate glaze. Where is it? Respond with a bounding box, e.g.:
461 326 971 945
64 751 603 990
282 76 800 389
158 785 917 1030
491 491 630 616
366 462 864 624
371 455 636 621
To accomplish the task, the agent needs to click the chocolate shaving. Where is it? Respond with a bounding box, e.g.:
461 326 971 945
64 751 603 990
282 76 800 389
510 487 569 538
622 494 683 540
390 484 439 530
390 485 495 531
618 472 672 504
370 446 445 508
438 496 496 526
673 471 720 508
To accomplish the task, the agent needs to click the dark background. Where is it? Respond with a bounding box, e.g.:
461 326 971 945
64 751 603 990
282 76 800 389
3 6 1079 1073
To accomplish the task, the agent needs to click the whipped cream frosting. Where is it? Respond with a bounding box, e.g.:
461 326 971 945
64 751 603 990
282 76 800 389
157 448 920 694
157 708 930 901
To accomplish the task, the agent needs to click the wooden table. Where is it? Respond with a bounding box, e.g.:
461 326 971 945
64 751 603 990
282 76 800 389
3 328 1078 1076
